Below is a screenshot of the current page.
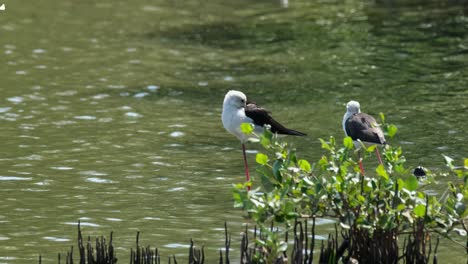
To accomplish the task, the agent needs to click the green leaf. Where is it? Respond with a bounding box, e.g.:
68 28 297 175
258 167 275 191
260 134 271 148
454 169 464 178
278 242 288 252
379 112 385 123
344 136 354 149
416 191 425 199
414 204 426 217
318 156 328 169
319 138 331 151
273 160 283 182
286 211 298 219
455 202 466 215
232 191 241 201
395 164 405 174
233 183 244 190
402 211 414 223
340 222 351 229
256 153 269 165
405 175 419 191
366 144 377 153
251 197 265 208
453 228 467 237
240 123 254 134
443 155 454 169
396 204 405 211
357 194 366 203
397 178 405 191
256 238 267 246
376 164 389 181
387 124 398 138
464 158 468 169
298 159 311 173
303 177 314 187
245 181 252 189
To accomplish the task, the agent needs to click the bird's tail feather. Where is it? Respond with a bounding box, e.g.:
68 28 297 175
285 129 307 136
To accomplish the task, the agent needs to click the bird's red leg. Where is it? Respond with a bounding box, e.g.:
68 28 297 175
375 147 383 165
358 151 365 175
242 143 251 191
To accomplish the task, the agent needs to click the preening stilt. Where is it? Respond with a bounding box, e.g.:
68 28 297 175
222 90 306 189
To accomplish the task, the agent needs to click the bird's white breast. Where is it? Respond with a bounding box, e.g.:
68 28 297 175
342 111 352 136
222 105 257 143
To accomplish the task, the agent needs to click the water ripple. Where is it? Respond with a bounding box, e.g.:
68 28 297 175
143 217 162 221
56 90 77 96
52 120 77 126
170 131 185 137
0 112 20 121
50 166 74 171
79 170 108 176
168 187 186 192
32 49 46 54
7 96 24 103
105 218 123 222
43 236 70 242
0 107 11 113
0 176 32 181
125 112 142 118
164 243 191 249
74 115 97 120
147 85 159 92
92 94 110 100
134 92 149 98
20 154 43 161
168 124 186 128
152 161 173 167
86 177 114 184
64 221 100 227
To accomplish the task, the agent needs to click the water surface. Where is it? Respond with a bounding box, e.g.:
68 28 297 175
0 0 467 262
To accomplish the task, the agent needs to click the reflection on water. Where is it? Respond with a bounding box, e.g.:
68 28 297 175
0 0 467 262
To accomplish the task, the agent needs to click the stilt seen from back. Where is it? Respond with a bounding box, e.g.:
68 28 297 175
342 100 386 174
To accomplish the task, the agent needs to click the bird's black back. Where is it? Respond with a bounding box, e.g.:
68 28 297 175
345 113 385 144
245 103 306 136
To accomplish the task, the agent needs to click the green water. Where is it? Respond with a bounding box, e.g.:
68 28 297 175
0 0 467 262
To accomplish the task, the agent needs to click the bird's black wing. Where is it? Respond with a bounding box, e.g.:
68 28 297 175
245 103 306 136
345 113 386 144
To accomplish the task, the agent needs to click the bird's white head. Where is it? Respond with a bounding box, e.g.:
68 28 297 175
223 90 247 109
346 100 361 114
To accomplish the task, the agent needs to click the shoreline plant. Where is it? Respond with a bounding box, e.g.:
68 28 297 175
233 114 468 263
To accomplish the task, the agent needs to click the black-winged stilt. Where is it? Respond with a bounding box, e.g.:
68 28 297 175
343 100 386 174
222 90 306 189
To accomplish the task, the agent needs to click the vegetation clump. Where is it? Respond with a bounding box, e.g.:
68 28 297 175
233 114 468 263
